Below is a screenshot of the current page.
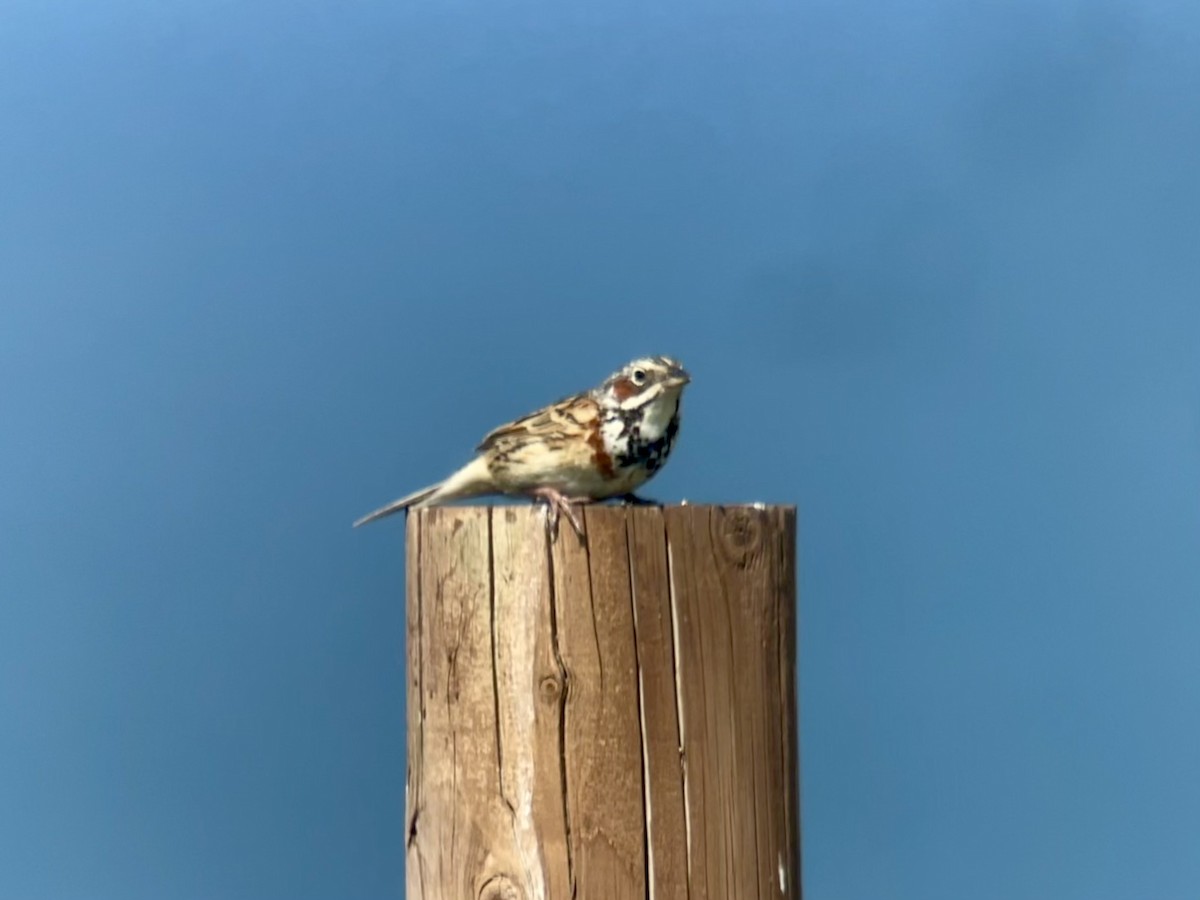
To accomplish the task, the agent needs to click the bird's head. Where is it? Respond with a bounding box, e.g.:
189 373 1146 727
596 356 691 411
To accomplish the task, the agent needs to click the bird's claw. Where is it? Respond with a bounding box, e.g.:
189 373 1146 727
532 488 586 542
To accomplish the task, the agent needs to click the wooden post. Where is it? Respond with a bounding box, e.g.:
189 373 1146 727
404 504 799 900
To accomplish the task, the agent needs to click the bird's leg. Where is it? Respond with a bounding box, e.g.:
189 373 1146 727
530 486 586 541
615 493 657 506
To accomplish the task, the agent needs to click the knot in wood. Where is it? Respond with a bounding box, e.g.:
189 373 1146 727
716 506 765 566
478 874 522 900
538 674 563 705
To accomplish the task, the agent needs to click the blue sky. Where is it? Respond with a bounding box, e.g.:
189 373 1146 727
3 1 1199 897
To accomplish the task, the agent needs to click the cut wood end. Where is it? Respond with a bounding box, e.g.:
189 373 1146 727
408 502 796 514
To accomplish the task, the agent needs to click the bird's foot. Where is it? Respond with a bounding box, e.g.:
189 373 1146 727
531 487 586 542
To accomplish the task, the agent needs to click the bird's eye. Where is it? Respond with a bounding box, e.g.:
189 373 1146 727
631 368 647 384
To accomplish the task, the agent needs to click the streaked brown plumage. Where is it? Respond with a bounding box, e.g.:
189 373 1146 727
353 356 690 537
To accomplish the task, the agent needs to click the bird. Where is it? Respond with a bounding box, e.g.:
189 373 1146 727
353 356 691 538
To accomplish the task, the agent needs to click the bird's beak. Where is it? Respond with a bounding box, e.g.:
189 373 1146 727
666 365 691 387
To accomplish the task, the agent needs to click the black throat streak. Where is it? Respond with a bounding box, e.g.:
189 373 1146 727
611 407 681 474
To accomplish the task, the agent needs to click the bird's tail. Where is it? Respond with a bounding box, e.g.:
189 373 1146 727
352 457 493 528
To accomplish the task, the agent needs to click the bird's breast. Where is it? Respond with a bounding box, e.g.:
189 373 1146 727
601 396 681 478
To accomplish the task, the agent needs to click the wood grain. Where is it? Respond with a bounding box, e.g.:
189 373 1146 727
663 505 800 899
626 506 689 900
405 504 799 899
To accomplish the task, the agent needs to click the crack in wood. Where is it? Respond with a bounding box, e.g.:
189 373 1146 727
580 509 605 695
626 515 656 900
664 521 694 890
409 518 422 836
545 527 576 897
488 509 516 820
407 511 426 892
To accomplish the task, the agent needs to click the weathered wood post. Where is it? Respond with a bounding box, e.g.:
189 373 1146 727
404 504 799 899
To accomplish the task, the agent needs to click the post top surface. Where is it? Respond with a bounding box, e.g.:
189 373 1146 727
409 502 796 512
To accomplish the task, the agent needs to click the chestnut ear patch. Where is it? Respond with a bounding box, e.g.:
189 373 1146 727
610 377 640 402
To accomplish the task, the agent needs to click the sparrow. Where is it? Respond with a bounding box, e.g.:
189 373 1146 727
353 356 691 537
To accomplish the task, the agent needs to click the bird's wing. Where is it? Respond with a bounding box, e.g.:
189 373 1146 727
475 392 600 455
